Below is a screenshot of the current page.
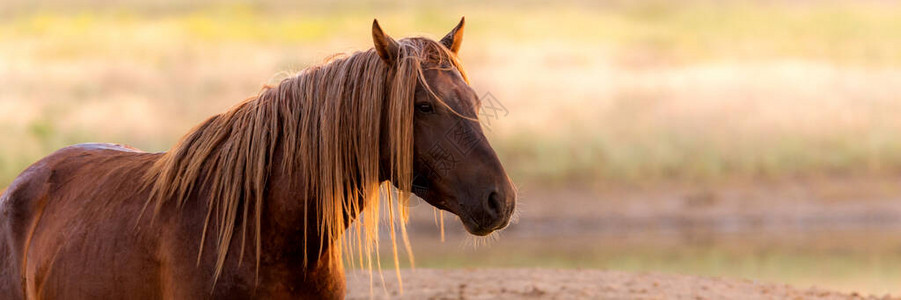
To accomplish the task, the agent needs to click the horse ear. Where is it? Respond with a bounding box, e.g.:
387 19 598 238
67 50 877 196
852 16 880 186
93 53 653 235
372 19 399 65
440 17 465 54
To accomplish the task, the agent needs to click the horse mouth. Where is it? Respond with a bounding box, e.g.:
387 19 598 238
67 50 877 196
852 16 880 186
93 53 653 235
460 213 510 236
411 174 511 236
460 217 504 236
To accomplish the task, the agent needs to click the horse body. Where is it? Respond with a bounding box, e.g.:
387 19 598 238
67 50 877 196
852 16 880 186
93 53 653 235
0 18 516 299
0 144 344 299
1 144 166 299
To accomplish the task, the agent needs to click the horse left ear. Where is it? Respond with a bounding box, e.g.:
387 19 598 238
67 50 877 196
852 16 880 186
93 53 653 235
440 17 465 54
372 19 399 65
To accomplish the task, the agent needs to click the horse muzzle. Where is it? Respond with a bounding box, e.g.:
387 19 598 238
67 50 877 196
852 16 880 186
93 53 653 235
460 189 515 236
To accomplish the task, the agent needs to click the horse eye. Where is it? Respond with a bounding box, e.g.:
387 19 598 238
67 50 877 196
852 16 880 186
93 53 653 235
415 103 434 113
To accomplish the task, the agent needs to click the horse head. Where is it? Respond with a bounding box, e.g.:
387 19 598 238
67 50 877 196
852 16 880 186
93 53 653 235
373 18 516 236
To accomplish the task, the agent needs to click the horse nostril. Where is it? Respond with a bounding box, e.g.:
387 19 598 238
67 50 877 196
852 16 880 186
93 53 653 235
486 191 502 218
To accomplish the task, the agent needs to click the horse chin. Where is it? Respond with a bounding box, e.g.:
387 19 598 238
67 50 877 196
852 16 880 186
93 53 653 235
417 195 492 236
462 221 496 236
460 215 509 236
413 187 507 236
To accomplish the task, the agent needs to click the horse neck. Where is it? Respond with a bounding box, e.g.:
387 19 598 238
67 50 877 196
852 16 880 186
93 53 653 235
259 144 369 260
254 67 391 262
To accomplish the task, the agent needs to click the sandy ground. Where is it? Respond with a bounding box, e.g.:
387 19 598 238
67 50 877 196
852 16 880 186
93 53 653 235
346 269 895 300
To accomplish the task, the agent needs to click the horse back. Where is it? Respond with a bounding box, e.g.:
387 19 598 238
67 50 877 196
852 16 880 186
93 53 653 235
0 143 162 299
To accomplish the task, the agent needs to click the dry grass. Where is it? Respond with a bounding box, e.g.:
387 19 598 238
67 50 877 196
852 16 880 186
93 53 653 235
3 1 901 188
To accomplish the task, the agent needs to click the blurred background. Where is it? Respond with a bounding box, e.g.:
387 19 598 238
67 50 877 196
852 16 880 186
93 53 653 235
2 0 901 295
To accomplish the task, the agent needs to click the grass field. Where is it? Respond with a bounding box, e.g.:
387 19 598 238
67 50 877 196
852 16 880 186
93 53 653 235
2 0 901 296
2 0 901 187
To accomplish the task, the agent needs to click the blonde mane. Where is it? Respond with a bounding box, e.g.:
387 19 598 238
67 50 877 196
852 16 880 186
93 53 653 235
142 37 466 287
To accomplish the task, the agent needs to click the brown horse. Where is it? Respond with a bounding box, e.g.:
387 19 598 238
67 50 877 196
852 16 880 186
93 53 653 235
0 18 515 299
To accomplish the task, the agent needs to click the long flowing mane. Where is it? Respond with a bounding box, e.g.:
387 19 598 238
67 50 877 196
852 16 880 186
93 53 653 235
141 37 466 285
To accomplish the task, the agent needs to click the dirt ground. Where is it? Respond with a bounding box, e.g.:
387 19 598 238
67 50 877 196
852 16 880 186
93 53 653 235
346 269 895 300
342 177 901 298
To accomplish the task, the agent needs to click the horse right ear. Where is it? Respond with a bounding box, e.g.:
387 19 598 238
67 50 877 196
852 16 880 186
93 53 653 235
372 19 399 65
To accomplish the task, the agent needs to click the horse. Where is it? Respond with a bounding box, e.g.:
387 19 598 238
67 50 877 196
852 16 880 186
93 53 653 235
0 18 515 299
